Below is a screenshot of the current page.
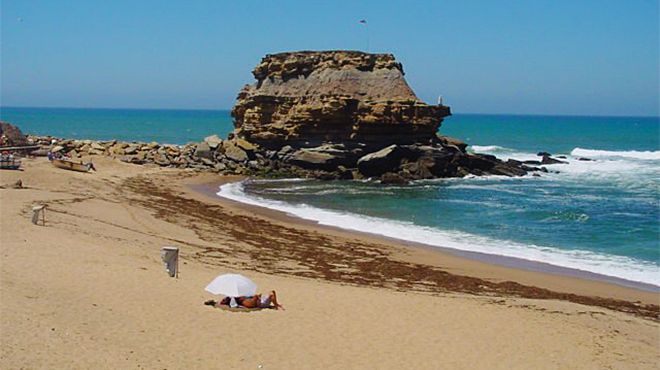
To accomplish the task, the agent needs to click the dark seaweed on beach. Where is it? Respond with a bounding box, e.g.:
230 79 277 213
118 173 659 321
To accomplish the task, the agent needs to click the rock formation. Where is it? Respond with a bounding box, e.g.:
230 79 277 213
227 51 539 181
4 51 545 182
231 51 450 148
0 121 28 147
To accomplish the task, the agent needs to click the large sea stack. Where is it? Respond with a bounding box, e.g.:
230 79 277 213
227 51 538 181
231 51 450 148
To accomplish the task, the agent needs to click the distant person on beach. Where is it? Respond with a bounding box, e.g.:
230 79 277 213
238 290 284 310
205 290 284 310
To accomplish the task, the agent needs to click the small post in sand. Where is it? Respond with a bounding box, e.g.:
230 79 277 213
161 246 179 278
31 205 47 226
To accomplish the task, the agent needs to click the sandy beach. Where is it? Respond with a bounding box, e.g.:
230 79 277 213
1 156 658 369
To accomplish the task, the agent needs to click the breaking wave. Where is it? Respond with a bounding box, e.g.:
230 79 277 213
218 181 659 287
571 148 660 160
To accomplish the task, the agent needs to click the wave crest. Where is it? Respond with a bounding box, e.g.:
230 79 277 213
571 148 660 160
217 181 659 287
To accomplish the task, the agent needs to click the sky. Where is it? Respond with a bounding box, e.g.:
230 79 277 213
1 0 658 116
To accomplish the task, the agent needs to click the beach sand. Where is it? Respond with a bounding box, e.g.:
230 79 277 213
1 156 658 369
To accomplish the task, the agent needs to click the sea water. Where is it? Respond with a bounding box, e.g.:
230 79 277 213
3 107 658 286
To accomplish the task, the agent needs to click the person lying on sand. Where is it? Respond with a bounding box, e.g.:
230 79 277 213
205 290 284 310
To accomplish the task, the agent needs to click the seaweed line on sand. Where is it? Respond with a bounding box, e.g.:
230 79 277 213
119 173 660 321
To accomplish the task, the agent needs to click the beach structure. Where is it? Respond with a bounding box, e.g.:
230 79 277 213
160 246 179 278
31 205 47 226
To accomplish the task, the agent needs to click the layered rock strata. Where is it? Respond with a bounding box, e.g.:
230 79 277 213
231 51 450 148
227 51 539 181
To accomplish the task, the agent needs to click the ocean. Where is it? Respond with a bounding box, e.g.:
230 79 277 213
2 107 658 287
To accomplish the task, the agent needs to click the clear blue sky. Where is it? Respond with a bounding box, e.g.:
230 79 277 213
1 0 658 116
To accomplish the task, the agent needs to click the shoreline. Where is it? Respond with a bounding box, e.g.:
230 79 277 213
182 175 659 305
206 178 659 293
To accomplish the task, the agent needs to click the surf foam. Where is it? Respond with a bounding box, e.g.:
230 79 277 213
218 181 659 287
572 148 660 160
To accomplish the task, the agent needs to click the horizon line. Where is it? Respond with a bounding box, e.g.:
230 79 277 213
1 105 659 119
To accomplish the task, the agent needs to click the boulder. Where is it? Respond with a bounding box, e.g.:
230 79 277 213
286 149 340 171
91 142 105 151
194 142 213 159
235 138 257 152
357 145 411 177
540 155 568 165
277 145 294 158
154 154 171 166
285 144 355 171
380 172 407 185
124 144 140 155
436 135 468 153
204 135 223 149
223 141 249 162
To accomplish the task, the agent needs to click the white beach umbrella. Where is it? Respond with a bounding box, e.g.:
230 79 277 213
205 273 257 297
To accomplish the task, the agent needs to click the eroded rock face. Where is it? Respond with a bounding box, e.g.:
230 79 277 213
225 50 540 181
231 51 450 148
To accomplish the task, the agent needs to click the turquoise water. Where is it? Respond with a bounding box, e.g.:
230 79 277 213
0 107 234 144
221 115 660 286
3 107 658 285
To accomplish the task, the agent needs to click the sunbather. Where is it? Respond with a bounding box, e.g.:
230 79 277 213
204 290 284 310
237 290 284 310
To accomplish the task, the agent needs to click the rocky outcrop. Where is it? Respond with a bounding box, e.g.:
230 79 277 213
226 50 538 181
0 121 28 147
20 130 551 181
231 51 450 148
4 51 546 182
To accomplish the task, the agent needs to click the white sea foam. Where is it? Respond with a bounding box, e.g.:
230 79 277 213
572 148 660 160
470 145 507 152
467 144 660 193
218 181 659 287
469 145 539 161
